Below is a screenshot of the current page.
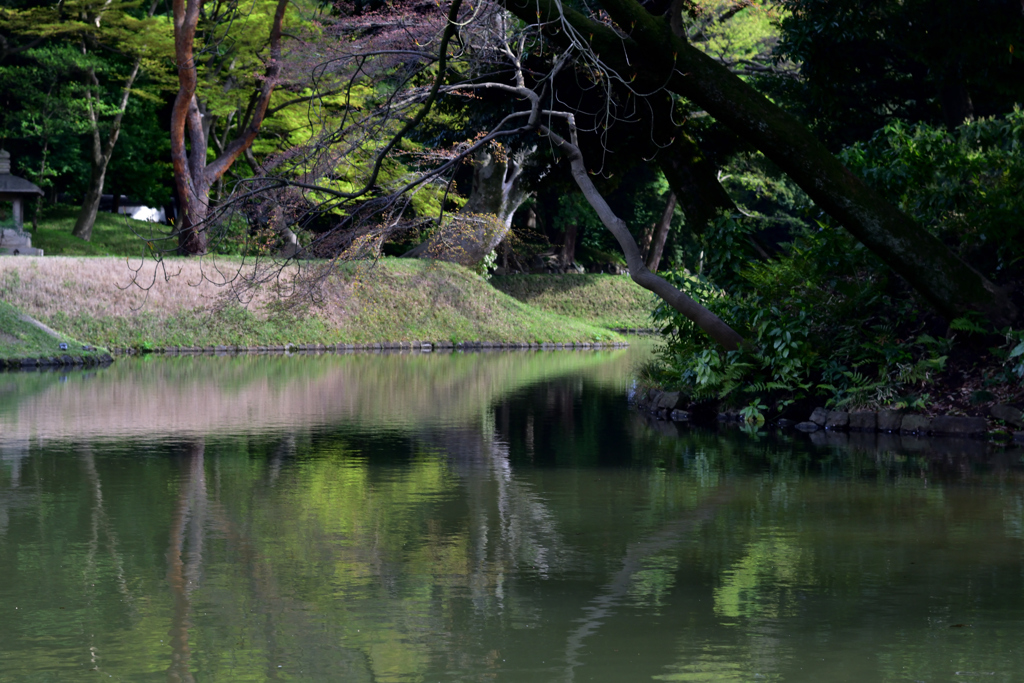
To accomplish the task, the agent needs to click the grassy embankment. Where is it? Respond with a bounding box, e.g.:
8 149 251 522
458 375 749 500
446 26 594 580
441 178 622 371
0 299 110 361
0 209 659 355
28 208 657 325
490 274 656 330
0 256 627 350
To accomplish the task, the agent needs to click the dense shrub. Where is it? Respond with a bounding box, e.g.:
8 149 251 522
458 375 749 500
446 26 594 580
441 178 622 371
648 111 1024 417
841 107 1024 281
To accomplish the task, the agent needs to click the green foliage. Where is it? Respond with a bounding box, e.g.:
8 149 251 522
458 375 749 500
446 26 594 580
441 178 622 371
683 0 787 76
717 152 813 234
205 212 269 256
840 109 1024 279
1004 330 1024 383
775 0 1024 145
0 1 174 205
650 211 950 414
193 0 298 118
553 194 602 244
647 108 1024 413
739 399 768 426
948 313 989 335
105 95 171 207
692 213 761 291
479 248 498 278
259 59 455 230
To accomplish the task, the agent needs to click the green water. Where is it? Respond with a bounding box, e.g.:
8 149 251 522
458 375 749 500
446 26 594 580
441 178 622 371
2 347 1024 682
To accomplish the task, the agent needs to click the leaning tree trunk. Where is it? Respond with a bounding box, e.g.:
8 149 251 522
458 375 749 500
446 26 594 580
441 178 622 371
406 146 533 267
544 123 745 351
72 61 141 241
501 0 1017 327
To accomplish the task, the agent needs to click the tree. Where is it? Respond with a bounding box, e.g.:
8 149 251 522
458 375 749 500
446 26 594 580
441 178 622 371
497 0 1016 328
73 55 142 241
0 43 89 225
209 0 1017 352
400 12 539 266
404 143 534 266
775 0 1024 144
184 0 746 346
544 114 745 348
170 0 289 255
0 1 172 239
70 1 171 241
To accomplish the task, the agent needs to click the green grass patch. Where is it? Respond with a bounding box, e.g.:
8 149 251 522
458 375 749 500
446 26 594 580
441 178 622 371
44 306 333 351
27 204 168 257
490 273 657 329
0 300 109 360
337 260 622 344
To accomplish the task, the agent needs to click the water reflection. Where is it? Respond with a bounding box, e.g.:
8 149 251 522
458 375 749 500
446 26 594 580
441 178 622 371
166 439 206 683
2 348 1024 682
0 349 638 442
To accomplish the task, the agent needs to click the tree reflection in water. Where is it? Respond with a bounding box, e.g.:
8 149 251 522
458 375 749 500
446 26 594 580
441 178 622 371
80 447 133 677
4 347 1024 682
166 439 206 683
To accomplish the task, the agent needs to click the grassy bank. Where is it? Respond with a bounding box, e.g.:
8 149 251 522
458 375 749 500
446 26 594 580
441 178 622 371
490 273 657 329
0 300 110 361
26 206 167 257
0 256 626 353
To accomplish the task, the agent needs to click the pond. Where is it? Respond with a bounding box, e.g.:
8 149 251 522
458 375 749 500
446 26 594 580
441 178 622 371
2 345 1024 682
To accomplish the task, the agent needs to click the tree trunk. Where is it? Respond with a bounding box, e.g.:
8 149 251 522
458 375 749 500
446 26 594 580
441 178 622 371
544 123 745 350
74 167 105 242
561 221 578 266
178 169 212 255
72 61 140 241
31 141 48 230
656 131 735 235
501 0 1016 327
406 146 533 266
639 221 654 262
462 146 532 235
646 192 676 272
171 0 287 256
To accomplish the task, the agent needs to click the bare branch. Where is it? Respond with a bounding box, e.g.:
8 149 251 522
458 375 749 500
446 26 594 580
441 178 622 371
539 118 744 350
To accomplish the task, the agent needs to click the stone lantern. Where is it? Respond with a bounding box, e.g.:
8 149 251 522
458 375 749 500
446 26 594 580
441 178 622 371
0 150 44 256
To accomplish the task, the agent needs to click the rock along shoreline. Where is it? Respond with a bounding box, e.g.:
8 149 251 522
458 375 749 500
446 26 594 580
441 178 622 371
637 388 1024 444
